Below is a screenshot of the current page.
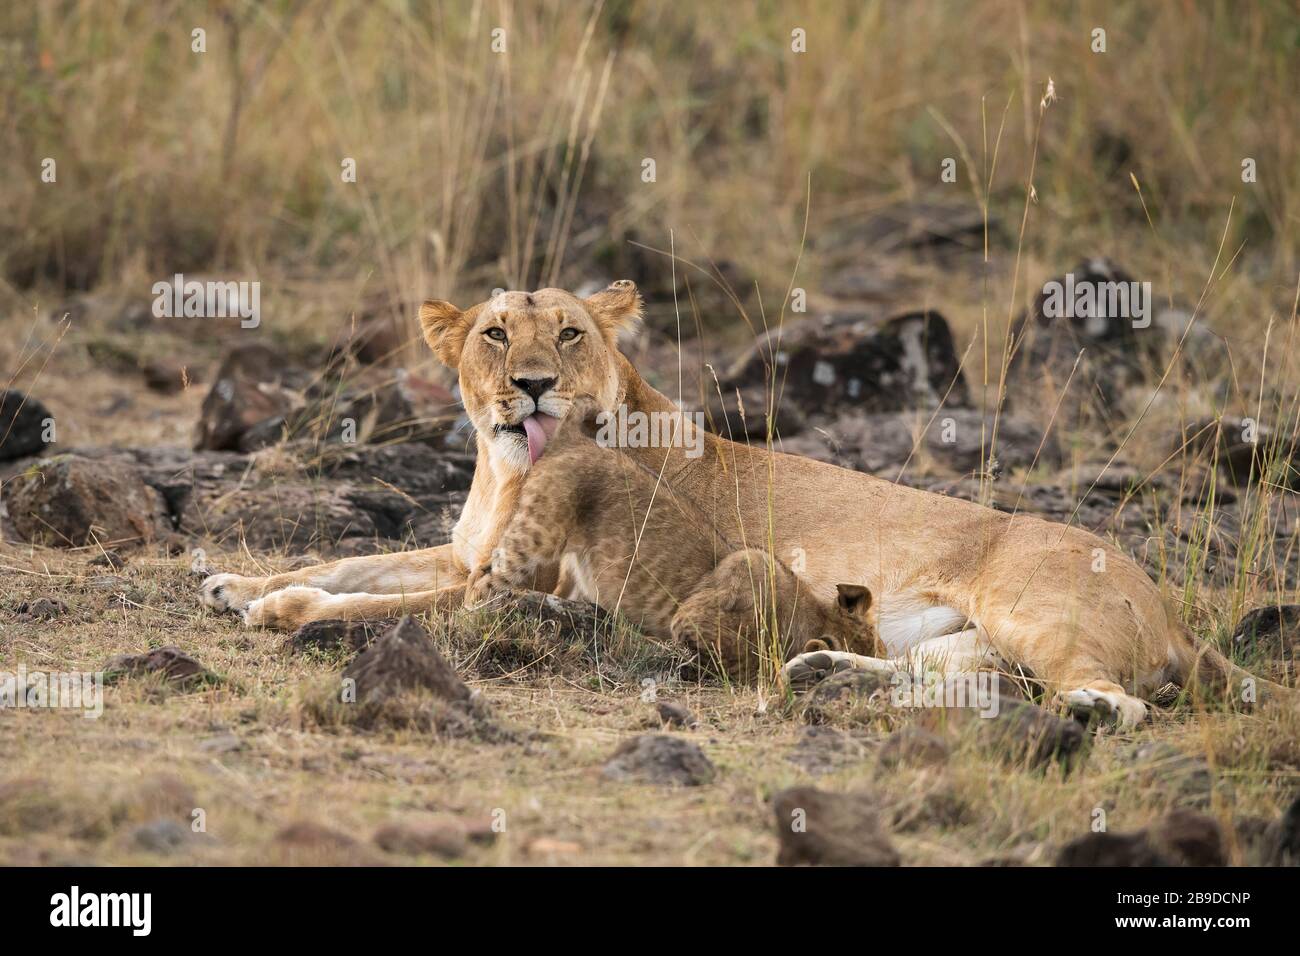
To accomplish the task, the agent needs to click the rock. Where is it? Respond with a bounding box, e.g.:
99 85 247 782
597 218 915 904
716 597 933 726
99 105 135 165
655 700 698 730
975 700 1085 770
779 408 1059 477
1056 830 1171 867
798 668 895 727
1056 809 1226 867
785 725 872 774
1176 416 1300 489
330 616 500 737
1262 794 1300 866
1 454 171 548
1232 604 1300 658
1007 258 1225 421
104 646 218 688
372 818 468 859
197 732 245 754
332 313 406 366
0 390 53 461
818 200 990 259
1121 741 1215 807
877 726 950 768
771 786 900 866
194 344 309 451
131 819 191 855
289 619 378 655
141 360 188 394
601 734 715 786
89 549 127 569
720 310 970 422
704 384 807 441
13 596 68 622
1154 808 1227 866
275 821 359 850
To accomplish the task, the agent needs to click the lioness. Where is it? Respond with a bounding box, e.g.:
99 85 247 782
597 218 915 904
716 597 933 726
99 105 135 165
201 280 1276 727
464 403 881 677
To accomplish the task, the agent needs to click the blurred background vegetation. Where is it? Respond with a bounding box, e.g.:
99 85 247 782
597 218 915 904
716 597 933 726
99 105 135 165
2 1 1295 325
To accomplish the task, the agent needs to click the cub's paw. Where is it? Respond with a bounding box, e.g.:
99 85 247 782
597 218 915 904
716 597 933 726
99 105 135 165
243 586 335 631
463 565 498 609
200 573 265 615
782 650 863 693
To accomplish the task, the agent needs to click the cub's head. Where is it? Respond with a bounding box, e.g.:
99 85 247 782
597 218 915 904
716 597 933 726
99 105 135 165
419 281 641 472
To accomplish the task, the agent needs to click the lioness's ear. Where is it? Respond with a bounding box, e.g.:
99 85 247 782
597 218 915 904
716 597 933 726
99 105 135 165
419 300 468 368
836 583 872 616
584 279 642 342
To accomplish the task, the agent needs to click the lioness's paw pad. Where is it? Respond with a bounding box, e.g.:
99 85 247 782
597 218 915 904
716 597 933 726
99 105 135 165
1061 688 1147 730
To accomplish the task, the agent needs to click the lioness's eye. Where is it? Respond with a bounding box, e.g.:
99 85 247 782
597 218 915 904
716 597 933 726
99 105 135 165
559 328 581 342
484 328 507 342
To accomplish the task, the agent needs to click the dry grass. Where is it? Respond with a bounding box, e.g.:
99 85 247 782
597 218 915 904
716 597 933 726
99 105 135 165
2 1 1299 865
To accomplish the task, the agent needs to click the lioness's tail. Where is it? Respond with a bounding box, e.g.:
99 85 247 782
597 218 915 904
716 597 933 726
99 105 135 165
1166 607 1296 709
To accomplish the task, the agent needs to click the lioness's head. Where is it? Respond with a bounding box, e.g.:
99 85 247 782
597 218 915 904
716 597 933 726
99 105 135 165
419 281 641 472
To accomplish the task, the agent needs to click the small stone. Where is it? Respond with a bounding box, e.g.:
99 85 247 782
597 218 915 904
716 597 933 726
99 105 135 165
525 837 582 858
14 596 68 622
601 734 715 786
104 646 219 687
655 700 698 730
878 726 950 768
772 786 900 866
0 389 54 462
131 819 190 855
197 733 245 754
89 550 127 570
373 819 468 859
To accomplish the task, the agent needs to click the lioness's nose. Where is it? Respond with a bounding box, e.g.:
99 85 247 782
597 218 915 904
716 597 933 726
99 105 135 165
512 376 556 400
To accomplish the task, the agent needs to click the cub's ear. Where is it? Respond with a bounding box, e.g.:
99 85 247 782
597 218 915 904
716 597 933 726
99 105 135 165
418 300 469 368
584 279 642 342
835 583 872 616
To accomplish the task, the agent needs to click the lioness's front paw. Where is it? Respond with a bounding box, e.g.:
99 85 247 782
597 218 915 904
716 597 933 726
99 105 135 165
243 586 335 631
200 573 266 615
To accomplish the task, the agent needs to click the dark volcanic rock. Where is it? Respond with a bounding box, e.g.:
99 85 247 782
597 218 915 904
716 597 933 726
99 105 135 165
601 734 715 786
1121 741 1215 807
1263 794 1300 866
655 700 698 730
104 646 218 687
877 726 950 768
1056 809 1226 867
194 344 308 451
719 310 969 422
1233 604 1300 658
2 454 171 548
13 596 68 622
977 700 1084 770
772 786 900 866
785 725 872 774
372 818 470 859
0 390 53 462
334 616 499 736
779 408 1059 477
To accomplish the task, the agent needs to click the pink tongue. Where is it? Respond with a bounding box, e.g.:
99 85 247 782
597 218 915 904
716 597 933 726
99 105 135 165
521 413 560 464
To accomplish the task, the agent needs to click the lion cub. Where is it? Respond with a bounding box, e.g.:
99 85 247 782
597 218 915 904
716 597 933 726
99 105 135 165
467 411 881 679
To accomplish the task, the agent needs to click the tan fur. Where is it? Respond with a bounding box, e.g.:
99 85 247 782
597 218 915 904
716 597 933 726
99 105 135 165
199 281 1278 728
465 411 880 678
